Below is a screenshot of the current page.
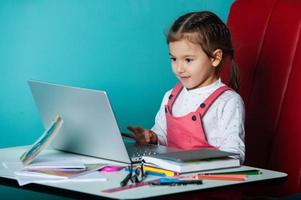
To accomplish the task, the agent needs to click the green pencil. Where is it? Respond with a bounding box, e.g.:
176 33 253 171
203 169 262 175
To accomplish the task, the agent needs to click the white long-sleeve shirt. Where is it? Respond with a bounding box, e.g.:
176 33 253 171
151 79 245 163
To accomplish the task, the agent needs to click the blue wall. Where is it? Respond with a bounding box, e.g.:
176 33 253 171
0 0 233 198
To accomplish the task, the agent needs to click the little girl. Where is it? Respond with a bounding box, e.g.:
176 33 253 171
124 11 245 163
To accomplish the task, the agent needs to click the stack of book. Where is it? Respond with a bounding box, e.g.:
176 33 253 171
15 161 107 186
142 148 240 175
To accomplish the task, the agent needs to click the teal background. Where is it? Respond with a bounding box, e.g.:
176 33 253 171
0 0 233 199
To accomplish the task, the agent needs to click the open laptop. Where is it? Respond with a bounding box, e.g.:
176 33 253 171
28 80 178 164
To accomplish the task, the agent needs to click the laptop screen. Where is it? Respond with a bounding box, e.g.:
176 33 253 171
28 80 132 164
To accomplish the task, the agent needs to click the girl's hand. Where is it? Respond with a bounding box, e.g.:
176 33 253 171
121 126 158 144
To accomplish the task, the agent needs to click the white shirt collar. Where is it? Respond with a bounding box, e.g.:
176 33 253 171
183 78 223 94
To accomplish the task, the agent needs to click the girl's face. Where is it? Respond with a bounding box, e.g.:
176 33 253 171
169 39 220 90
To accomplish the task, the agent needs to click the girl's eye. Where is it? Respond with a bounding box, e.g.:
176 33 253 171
185 58 193 63
170 57 176 62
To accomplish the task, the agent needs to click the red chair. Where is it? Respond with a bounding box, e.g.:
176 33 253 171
223 0 301 197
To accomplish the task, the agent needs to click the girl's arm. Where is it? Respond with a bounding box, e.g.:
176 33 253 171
216 93 245 164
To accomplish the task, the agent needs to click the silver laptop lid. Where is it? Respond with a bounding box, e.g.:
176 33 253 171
28 80 132 164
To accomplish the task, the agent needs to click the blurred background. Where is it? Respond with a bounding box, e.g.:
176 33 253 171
0 0 233 198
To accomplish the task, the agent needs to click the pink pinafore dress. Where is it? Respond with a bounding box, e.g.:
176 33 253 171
165 83 231 150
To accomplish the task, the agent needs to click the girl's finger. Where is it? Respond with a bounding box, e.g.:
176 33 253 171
135 126 145 133
127 126 138 134
121 133 136 140
144 131 151 142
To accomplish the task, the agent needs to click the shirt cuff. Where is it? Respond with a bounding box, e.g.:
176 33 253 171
156 135 167 146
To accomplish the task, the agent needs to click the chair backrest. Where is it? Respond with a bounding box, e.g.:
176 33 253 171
224 0 301 195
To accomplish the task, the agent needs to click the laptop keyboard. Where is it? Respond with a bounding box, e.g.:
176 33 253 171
131 149 159 157
130 145 160 162
126 143 178 162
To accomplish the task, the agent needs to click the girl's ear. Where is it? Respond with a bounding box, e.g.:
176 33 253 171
211 49 223 67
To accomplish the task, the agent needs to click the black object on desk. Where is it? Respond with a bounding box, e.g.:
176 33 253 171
120 173 132 187
120 162 147 187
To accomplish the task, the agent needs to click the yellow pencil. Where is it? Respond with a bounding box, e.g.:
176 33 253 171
144 165 179 176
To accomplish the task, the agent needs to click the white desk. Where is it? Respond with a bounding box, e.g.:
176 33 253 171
0 146 287 199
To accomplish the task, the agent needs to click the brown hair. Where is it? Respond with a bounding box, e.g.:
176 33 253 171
167 11 239 91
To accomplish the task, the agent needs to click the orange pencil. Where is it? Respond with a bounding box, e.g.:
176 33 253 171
191 174 247 181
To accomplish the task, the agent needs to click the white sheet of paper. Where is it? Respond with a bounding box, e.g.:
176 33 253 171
16 171 107 186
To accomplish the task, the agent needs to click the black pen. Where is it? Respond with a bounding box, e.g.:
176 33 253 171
151 179 203 186
120 173 132 187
